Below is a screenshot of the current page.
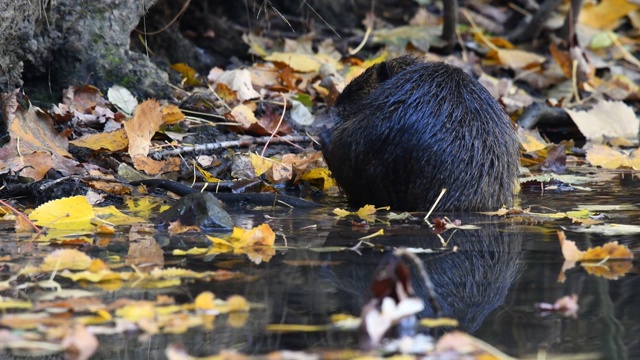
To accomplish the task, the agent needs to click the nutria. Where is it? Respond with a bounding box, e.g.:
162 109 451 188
320 56 519 211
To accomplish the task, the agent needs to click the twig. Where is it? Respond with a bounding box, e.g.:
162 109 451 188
261 92 287 157
149 135 314 158
0 199 42 234
134 0 191 36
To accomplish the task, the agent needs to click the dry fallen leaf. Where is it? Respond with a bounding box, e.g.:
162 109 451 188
124 99 164 158
566 101 638 144
585 144 628 169
579 0 639 29
207 68 260 102
70 128 129 152
0 90 79 180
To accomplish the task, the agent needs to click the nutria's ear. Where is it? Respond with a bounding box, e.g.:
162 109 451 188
377 62 393 82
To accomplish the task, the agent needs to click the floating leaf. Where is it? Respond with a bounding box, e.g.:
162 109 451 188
29 196 95 230
41 249 93 272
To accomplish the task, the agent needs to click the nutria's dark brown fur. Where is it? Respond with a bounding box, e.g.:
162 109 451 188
320 56 519 211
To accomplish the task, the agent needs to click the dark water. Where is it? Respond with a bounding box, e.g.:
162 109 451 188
3 172 640 359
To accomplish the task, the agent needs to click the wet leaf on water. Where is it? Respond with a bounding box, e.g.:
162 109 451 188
558 231 633 281
558 231 586 262
93 205 146 225
583 260 634 280
0 299 33 310
40 249 93 272
266 324 330 332
419 317 459 328
226 295 250 312
194 291 216 312
333 205 388 222
565 223 640 236
434 331 514 359
29 196 95 230
583 241 633 260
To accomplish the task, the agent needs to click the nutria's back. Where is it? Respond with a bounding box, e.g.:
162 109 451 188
321 56 519 211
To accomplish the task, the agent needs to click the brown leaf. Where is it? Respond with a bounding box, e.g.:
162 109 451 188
123 99 163 158
126 238 164 271
62 85 106 113
2 152 53 180
583 241 633 260
132 155 181 175
0 90 79 179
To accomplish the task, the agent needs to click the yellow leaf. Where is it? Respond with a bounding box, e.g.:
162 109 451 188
29 195 95 230
250 153 272 177
333 208 352 217
266 324 329 332
583 241 633 260
226 295 250 312
173 247 211 256
0 300 32 310
206 236 233 247
301 168 338 191
59 269 133 282
117 303 156 322
41 249 93 272
356 205 378 218
495 48 546 70
195 291 216 311
230 227 245 240
230 104 259 128
193 161 220 183
93 205 146 225
264 52 342 73
518 128 548 152
162 104 185 124
235 224 275 247
580 0 639 29
69 128 129 151
170 63 202 86
586 144 628 169
565 209 591 219
419 317 459 328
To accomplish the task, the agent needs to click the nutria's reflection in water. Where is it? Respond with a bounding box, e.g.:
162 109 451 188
322 215 522 334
